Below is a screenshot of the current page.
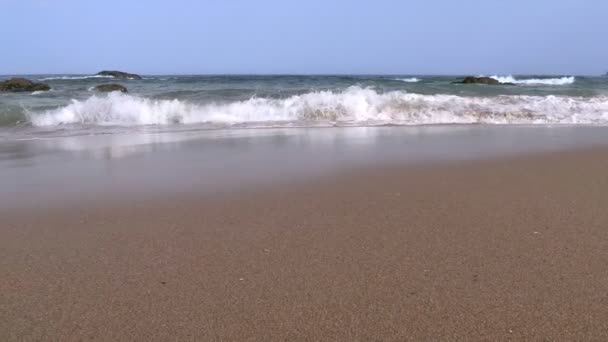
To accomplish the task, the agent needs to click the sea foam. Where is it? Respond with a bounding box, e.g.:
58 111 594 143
489 75 575 85
395 78 420 83
27 87 608 127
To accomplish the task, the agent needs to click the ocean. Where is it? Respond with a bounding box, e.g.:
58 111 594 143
1 74 608 139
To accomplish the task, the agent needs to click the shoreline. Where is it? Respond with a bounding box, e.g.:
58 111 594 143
4 143 608 214
3 146 608 340
3 125 608 210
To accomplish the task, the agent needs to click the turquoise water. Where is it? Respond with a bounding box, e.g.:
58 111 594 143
1 74 608 138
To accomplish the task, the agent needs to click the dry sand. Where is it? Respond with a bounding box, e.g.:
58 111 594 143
2 148 608 341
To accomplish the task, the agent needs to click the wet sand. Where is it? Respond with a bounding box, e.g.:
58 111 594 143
2 146 608 341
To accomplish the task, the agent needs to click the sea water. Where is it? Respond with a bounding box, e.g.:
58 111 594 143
1 74 608 140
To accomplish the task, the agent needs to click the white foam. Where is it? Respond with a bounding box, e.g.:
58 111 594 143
27 87 608 127
395 78 420 83
31 90 51 95
490 75 575 85
38 75 114 81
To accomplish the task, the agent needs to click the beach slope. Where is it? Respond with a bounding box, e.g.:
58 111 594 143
2 149 608 340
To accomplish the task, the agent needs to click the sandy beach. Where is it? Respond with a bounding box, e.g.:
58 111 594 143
2 131 608 340
3 0 607 339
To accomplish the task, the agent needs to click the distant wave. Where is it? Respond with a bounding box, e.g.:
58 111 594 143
490 75 575 85
395 78 420 83
27 87 608 127
38 75 114 81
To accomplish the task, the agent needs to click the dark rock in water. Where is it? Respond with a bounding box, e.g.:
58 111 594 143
94 84 128 93
454 76 514 85
0 78 51 92
462 76 500 85
96 70 142 80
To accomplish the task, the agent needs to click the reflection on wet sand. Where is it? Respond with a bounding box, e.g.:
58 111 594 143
2 125 608 209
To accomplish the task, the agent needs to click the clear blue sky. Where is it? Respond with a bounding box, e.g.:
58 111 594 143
1 0 606 75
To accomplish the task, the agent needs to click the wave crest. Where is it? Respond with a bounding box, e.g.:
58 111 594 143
490 75 575 85
395 78 420 83
27 87 608 127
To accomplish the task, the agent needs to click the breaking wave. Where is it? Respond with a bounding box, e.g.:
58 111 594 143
31 90 52 95
395 78 420 83
27 86 608 127
490 75 575 86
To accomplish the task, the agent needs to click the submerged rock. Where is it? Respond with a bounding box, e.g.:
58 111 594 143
94 84 128 93
96 70 142 80
454 76 514 85
0 78 51 92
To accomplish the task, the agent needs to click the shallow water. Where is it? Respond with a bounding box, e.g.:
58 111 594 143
2 125 608 209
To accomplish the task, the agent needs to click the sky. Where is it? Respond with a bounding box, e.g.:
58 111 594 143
1 0 607 75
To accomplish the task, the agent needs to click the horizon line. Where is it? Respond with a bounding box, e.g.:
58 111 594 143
0 72 599 77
